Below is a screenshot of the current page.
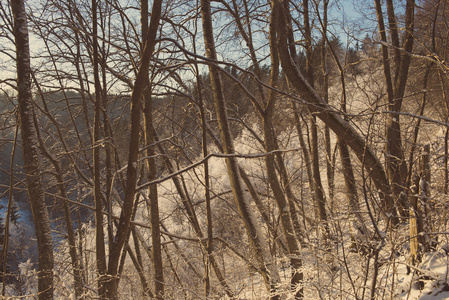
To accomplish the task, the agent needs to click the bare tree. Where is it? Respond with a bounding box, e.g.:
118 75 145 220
11 0 54 298
374 0 416 218
201 0 281 296
140 1 164 298
91 0 107 297
274 0 394 222
103 1 163 298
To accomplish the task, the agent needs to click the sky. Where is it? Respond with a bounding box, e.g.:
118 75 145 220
0 0 392 93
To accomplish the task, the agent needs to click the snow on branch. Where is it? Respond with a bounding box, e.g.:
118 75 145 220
137 148 301 191
381 111 449 128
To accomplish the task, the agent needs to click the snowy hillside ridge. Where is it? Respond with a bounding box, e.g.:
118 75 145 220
43 123 449 299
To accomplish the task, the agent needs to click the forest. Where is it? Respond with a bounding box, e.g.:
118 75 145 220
1 0 449 299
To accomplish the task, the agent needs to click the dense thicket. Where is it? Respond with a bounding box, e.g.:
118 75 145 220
1 0 449 299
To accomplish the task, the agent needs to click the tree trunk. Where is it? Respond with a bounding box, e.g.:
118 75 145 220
320 0 334 204
35 136 84 299
262 4 303 296
225 0 301 255
311 116 329 232
205 123 288 254
410 144 431 264
292 104 315 200
201 0 280 296
31 55 87 299
141 0 164 297
419 144 431 248
196 70 214 297
143 94 164 298
375 0 415 218
131 227 153 298
1 124 18 296
275 0 394 221
91 0 107 297
11 0 54 298
445 128 449 194
320 10 365 238
304 0 329 235
104 1 163 298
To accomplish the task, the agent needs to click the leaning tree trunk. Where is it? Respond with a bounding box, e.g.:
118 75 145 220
226 0 304 252
226 0 303 296
201 0 280 296
11 0 54 298
275 0 394 220
320 10 366 237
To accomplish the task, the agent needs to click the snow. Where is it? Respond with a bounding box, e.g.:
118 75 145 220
395 249 449 299
5 99 449 299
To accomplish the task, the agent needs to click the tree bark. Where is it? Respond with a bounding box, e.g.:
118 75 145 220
91 0 107 297
320 0 334 203
224 0 303 253
141 0 164 297
196 69 214 297
144 94 164 298
205 123 289 254
11 0 54 298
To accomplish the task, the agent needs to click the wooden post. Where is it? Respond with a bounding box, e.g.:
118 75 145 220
419 144 431 251
409 174 420 264
409 144 431 264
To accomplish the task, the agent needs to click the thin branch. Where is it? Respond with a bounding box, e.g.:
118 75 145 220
137 148 300 190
